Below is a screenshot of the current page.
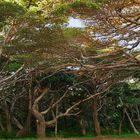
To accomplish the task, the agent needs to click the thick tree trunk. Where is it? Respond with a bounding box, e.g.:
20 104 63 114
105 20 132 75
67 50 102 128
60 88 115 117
16 89 32 138
92 98 101 136
37 119 46 138
32 88 48 138
32 106 46 138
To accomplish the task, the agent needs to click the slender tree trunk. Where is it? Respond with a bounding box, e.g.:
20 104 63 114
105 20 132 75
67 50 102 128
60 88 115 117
0 46 2 58
0 121 5 131
119 108 125 135
79 117 86 135
62 104 68 130
4 101 12 133
55 105 58 136
55 119 58 136
125 109 139 134
92 98 101 136
13 116 23 130
136 106 140 124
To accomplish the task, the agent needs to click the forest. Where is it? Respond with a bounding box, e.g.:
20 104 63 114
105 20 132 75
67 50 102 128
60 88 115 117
1 0 140 139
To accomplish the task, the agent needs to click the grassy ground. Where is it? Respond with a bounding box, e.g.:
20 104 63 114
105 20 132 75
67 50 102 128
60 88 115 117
2 134 140 140
1 132 140 140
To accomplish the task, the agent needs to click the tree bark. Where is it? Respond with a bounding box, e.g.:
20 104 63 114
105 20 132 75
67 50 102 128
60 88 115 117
92 98 101 136
32 109 46 138
32 88 48 138
37 119 46 138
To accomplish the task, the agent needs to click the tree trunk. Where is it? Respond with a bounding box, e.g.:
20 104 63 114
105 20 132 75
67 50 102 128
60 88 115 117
125 109 139 134
4 101 12 133
32 88 48 138
16 111 32 138
16 89 32 138
37 119 46 138
62 104 68 130
55 105 59 136
119 108 125 135
0 121 5 131
55 119 58 136
92 98 101 136
136 106 140 124
79 117 86 135
0 46 2 58
32 109 46 138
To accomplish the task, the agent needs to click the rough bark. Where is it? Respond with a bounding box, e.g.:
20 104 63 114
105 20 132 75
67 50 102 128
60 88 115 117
36 117 46 138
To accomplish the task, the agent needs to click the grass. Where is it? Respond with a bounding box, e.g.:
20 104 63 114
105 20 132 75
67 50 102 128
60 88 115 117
1 132 140 139
15 134 140 140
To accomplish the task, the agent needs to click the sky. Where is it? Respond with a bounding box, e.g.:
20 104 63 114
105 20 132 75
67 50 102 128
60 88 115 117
67 17 86 28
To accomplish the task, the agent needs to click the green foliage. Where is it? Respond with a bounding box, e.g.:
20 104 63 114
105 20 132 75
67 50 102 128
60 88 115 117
55 3 70 15
19 0 39 8
126 97 140 105
63 28 83 38
0 130 16 139
39 72 76 89
54 0 100 15
5 62 22 71
69 0 99 9
0 0 25 26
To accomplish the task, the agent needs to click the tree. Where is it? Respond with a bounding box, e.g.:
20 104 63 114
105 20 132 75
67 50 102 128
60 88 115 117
1 0 140 138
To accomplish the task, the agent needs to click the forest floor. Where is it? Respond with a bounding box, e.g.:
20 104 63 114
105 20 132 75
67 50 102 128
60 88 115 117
4 134 140 140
